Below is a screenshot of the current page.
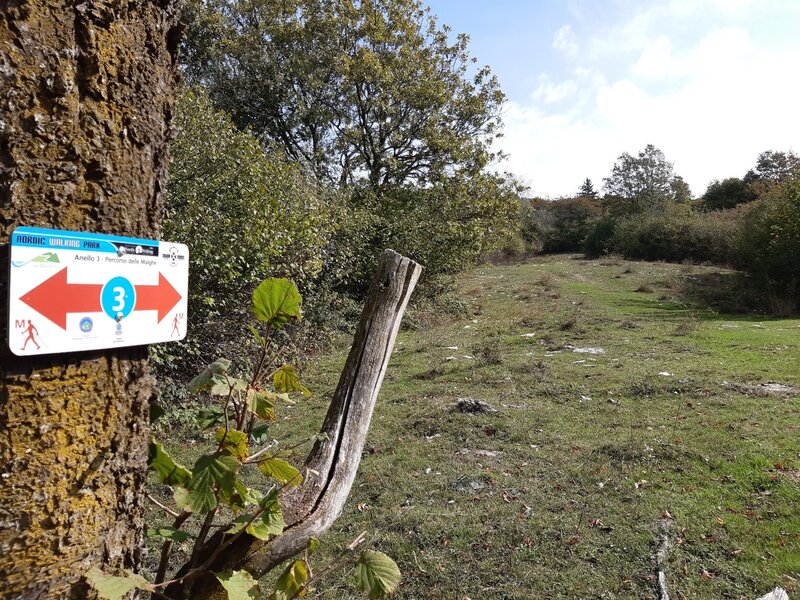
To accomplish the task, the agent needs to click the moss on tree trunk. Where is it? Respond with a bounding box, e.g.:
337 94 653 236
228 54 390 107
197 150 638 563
0 1 179 597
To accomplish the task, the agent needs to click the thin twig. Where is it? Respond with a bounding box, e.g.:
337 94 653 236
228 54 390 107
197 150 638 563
155 511 192 585
252 325 273 388
243 441 279 464
190 506 218 569
244 437 312 465
148 494 180 518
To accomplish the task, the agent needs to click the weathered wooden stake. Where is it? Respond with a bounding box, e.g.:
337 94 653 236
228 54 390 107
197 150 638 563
170 249 422 599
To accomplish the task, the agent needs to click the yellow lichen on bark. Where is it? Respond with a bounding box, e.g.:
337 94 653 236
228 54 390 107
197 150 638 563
0 0 179 597
1 356 153 596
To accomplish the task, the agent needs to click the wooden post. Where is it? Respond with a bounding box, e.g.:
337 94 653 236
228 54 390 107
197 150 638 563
170 249 422 599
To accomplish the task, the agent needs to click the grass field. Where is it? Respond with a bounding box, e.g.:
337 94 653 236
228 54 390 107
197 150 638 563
155 255 800 599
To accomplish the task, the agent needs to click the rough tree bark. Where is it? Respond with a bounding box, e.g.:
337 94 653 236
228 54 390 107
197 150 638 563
0 1 179 598
167 250 422 600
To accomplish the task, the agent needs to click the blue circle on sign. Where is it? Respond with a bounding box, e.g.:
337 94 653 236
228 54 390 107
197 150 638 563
79 317 93 333
101 276 136 320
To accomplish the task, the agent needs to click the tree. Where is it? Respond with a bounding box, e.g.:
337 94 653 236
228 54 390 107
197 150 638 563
743 150 800 185
701 177 757 211
603 144 677 214
533 197 601 253
0 1 180 597
181 0 505 192
577 178 598 199
670 175 692 204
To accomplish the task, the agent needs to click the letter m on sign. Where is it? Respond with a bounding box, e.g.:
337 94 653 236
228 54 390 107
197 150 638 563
15 320 26 329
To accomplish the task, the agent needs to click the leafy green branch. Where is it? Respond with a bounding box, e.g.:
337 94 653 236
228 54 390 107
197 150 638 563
87 278 400 600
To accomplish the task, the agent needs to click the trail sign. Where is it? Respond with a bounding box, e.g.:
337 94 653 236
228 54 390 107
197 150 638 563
8 227 189 356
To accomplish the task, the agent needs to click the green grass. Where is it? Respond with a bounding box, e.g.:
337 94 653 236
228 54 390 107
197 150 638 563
153 255 800 599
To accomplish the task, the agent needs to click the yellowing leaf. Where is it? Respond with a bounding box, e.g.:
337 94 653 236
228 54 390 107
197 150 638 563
216 428 249 462
86 568 152 600
257 457 302 487
247 389 276 421
273 364 311 397
215 569 259 600
354 551 401 598
269 560 308 600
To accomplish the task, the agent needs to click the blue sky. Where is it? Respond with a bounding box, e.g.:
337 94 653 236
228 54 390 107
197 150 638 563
425 0 800 198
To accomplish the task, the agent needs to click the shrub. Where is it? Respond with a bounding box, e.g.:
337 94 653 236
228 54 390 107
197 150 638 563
739 179 800 305
583 216 617 257
523 197 601 254
334 174 521 293
162 88 333 371
608 205 741 265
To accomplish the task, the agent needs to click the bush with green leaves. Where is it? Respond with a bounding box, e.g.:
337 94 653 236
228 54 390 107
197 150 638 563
373 175 521 280
583 216 617 258
162 88 333 371
739 178 800 305
88 278 400 600
607 204 741 265
529 196 601 254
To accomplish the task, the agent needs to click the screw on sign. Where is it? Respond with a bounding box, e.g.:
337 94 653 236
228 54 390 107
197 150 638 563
7 227 189 356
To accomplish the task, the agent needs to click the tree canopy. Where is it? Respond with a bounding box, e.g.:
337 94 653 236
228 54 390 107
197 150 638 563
602 144 682 214
181 0 505 193
701 177 757 211
743 149 800 185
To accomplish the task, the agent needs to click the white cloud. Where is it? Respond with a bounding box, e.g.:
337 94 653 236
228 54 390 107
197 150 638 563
497 23 800 198
553 25 579 56
532 75 578 104
632 35 673 78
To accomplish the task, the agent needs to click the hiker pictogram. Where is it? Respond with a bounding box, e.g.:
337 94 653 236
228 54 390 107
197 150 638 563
21 320 41 351
171 313 183 338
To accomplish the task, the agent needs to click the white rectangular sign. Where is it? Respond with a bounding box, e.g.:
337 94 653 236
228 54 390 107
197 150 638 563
8 227 189 356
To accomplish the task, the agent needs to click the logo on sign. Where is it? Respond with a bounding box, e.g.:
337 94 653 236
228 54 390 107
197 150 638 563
11 251 60 268
79 317 93 333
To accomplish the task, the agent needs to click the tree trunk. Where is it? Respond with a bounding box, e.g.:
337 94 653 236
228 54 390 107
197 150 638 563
0 1 179 598
167 249 422 600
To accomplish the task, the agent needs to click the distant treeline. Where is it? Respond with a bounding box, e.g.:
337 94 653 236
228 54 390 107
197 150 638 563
515 145 800 312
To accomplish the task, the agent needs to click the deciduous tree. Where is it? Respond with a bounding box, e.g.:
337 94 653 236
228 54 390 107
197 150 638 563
701 177 757 211
181 0 505 192
743 150 800 185
603 144 678 214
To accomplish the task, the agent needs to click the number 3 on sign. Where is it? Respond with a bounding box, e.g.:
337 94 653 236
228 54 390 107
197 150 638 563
101 277 136 320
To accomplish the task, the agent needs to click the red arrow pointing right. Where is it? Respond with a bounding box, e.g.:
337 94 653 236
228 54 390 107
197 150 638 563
19 268 103 329
135 273 182 323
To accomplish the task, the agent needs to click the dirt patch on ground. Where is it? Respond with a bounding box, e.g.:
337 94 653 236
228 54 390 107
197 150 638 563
723 381 799 397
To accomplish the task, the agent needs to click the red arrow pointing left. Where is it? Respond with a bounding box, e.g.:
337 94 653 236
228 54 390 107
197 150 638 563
19 268 102 329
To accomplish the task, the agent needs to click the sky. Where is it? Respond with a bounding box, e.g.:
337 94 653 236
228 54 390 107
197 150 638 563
423 0 800 198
